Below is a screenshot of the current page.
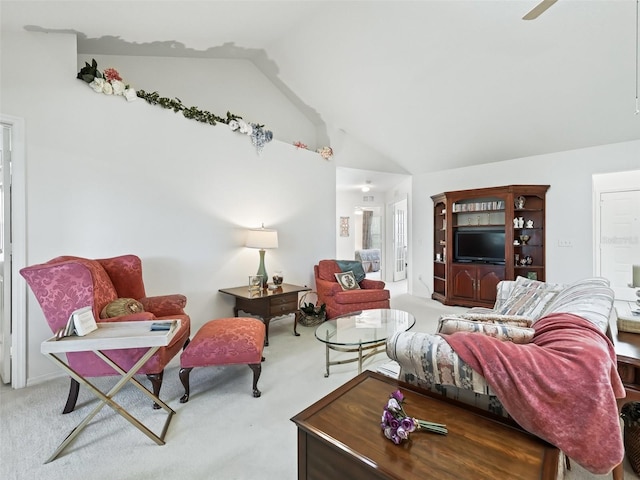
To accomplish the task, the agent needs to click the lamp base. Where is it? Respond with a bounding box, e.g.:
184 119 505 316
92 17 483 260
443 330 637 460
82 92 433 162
256 249 268 288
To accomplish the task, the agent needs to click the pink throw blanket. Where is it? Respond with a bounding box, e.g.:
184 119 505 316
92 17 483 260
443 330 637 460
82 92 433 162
444 313 625 474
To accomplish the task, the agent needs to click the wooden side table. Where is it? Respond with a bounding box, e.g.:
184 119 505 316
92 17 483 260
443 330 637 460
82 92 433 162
219 283 311 346
609 304 640 404
609 302 640 480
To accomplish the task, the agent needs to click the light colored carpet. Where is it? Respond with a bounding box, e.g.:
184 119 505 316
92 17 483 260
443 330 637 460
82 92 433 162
0 290 636 479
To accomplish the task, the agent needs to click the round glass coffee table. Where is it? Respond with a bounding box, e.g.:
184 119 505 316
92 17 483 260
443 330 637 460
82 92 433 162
314 308 416 377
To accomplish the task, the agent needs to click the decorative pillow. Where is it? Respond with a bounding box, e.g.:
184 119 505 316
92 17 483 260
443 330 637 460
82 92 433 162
437 318 535 344
497 279 563 318
440 312 533 327
334 271 361 290
492 281 517 312
336 260 366 283
540 279 613 332
100 298 145 319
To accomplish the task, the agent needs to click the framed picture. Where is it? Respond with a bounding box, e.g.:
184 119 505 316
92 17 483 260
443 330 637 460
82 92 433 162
340 216 350 237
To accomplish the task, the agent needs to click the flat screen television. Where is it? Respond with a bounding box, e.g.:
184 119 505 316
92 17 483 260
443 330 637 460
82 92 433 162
454 229 505 264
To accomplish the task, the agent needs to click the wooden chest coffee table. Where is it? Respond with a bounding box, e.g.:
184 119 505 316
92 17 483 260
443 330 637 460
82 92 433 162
291 371 559 480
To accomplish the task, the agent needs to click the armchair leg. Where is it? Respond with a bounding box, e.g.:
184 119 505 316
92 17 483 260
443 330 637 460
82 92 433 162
249 363 262 398
179 367 193 403
62 378 80 414
146 371 164 410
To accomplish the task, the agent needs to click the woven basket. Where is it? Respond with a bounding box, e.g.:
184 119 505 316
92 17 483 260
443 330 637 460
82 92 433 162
298 292 326 327
625 423 640 475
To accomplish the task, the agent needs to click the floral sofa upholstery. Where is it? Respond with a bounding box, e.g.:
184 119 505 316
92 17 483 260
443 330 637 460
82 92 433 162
386 276 625 476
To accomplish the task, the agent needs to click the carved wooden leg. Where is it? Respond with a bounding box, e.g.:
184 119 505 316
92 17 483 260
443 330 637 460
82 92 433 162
146 371 164 410
249 363 262 398
293 312 300 337
183 337 190 350
263 318 271 346
179 367 193 403
62 378 80 414
612 462 624 480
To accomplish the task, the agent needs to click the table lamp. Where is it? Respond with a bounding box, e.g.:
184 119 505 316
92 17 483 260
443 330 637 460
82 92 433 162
246 224 278 286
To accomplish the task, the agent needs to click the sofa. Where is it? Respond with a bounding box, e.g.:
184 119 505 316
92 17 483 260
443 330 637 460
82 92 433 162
355 248 381 273
386 276 625 476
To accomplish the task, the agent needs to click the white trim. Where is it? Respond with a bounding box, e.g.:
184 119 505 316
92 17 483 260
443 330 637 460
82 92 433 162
0 114 27 389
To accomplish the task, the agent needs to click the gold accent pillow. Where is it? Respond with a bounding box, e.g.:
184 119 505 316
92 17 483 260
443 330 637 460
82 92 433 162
100 298 144 319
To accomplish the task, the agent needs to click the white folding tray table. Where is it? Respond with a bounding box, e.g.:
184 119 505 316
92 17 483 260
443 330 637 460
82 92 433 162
40 320 181 462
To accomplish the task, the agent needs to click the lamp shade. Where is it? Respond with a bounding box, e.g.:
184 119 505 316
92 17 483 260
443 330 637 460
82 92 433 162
246 227 278 249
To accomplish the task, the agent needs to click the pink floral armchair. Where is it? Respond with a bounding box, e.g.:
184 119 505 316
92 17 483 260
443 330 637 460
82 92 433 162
20 254 191 413
314 259 390 319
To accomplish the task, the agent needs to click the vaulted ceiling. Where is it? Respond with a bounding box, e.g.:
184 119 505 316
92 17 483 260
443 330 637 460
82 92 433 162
3 0 639 187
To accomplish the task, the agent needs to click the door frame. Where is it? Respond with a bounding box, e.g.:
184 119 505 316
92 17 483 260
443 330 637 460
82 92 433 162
391 197 408 282
593 170 640 301
0 114 27 389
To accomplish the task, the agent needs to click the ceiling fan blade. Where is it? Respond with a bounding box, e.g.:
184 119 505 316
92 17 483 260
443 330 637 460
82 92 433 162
522 0 558 20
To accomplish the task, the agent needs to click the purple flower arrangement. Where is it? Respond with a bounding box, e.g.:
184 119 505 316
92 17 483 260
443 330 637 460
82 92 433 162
381 389 448 444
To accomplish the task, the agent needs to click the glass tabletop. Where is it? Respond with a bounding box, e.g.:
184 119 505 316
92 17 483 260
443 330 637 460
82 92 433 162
314 308 415 347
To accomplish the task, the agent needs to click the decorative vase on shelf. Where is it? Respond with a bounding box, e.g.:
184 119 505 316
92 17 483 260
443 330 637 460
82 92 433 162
515 196 526 209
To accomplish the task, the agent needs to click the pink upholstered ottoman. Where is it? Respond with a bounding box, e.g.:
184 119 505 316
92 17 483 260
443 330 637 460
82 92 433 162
179 317 265 402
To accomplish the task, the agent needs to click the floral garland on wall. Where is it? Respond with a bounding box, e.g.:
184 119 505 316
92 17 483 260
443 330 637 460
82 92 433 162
77 59 333 158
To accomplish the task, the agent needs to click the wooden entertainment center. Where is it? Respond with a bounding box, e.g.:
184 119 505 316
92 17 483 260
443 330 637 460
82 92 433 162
432 184 549 308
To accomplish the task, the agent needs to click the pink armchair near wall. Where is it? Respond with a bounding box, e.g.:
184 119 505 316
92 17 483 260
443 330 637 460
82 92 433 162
314 259 390 319
20 254 191 413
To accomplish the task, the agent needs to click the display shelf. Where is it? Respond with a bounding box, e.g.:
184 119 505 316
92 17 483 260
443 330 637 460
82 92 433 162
432 185 549 308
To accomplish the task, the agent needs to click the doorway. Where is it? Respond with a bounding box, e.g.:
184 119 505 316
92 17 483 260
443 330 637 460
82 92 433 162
594 170 640 300
0 123 12 384
392 198 407 282
0 114 26 389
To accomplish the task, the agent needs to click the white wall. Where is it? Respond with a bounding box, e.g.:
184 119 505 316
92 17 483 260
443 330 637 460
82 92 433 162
2 31 336 385
412 141 640 298
336 192 359 260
